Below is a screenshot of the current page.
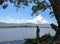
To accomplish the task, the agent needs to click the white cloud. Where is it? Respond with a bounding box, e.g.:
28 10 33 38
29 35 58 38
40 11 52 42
16 19 20 23
27 15 48 24
33 15 48 24
6 16 10 19
4 14 48 24
5 16 15 23
15 15 48 24
9 18 14 21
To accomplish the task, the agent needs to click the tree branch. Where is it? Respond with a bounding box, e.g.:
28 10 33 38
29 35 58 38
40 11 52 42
50 23 58 32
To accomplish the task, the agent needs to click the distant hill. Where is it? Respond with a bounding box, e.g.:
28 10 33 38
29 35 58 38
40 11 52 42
0 22 50 27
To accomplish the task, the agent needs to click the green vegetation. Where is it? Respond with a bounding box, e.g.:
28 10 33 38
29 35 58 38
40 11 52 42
0 26 50 28
24 34 54 44
24 38 37 44
0 26 33 28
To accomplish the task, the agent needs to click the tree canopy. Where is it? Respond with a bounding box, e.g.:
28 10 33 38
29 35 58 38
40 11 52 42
0 0 53 15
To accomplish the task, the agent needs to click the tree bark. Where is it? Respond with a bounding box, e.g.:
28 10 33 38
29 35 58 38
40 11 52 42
49 0 60 43
49 0 60 25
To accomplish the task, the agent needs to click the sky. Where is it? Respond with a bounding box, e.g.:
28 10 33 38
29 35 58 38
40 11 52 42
0 1 57 24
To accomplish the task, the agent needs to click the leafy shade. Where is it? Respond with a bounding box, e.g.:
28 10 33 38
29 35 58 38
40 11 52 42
0 0 53 15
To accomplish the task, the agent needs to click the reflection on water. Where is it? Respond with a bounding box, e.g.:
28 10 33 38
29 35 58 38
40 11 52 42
0 28 55 42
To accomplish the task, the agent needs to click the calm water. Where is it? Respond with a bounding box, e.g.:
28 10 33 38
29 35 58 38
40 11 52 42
0 28 55 42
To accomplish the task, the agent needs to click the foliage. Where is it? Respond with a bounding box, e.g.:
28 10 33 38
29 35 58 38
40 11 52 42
24 34 54 44
0 0 53 15
24 38 37 44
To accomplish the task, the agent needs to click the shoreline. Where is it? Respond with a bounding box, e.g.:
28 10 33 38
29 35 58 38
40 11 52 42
0 26 51 28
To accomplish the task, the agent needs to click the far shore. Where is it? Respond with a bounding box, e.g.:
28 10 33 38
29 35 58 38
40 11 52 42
0 26 51 28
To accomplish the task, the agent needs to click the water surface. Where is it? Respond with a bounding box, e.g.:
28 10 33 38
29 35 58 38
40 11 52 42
0 28 55 42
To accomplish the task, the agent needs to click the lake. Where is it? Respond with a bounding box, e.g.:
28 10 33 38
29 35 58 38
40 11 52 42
0 28 55 43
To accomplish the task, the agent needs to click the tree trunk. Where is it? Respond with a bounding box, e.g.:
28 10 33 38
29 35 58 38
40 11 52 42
49 0 60 43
